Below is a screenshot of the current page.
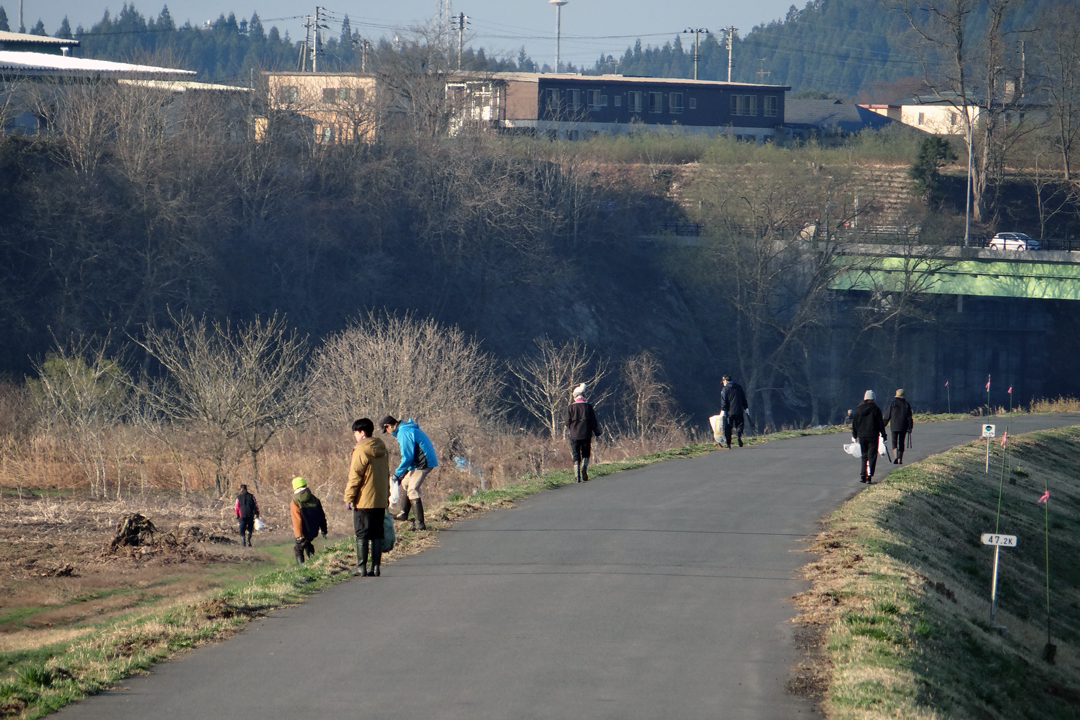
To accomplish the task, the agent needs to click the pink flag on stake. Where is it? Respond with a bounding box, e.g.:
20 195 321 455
1038 490 1050 504
1008 386 1013 394
945 380 949 387
1000 431 1008 447
986 379 991 391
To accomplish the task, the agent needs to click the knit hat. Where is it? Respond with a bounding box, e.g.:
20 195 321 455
895 388 906 398
292 476 308 491
864 390 875 401
573 382 587 398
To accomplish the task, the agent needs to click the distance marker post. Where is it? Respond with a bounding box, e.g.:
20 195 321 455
982 533 1017 624
982 424 995 473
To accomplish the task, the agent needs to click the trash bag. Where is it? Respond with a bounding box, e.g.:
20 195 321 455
382 513 395 553
254 518 267 532
709 415 723 444
878 436 888 456
843 440 861 458
389 477 401 506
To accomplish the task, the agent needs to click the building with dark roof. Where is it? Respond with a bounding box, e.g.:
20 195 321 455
784 98 899 137
447 73 789 142
0 30 79 55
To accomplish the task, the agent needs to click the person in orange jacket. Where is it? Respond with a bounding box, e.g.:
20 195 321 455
290 476 327 564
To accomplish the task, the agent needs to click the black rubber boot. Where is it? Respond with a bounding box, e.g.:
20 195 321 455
370 539 382 577
394 498 412 522
241 535 247 547
574 460 582 483
294 540 306 565
351 537 368 576
414 498 427 531
246 531 253 547
581 458 590 482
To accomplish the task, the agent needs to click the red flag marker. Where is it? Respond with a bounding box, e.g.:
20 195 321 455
1008 386 1013 394
1000 431 1008 447
1038 490 1050 504
945 380 949 387
986 379 991 391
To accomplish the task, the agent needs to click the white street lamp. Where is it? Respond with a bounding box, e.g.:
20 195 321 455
550 0 568 72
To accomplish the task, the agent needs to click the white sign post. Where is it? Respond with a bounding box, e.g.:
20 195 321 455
982 532 1017 623
982 424 995 472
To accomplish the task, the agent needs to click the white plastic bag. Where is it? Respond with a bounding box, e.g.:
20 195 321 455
708 415 723 444
389 477 401 506
878 436 888 456
843 440 861 458
254 518 267 532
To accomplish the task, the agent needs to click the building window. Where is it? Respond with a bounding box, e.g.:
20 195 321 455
569 88 582 110
689 97 697 110
917 112 925 125
546 88 562 113
279 86 299 104
614 95 623 107
628 91 643 113
322 125 334 142
764 96 778 117
731 95 757 116
669 92 684 114
587 89 607 109
649 92 664 113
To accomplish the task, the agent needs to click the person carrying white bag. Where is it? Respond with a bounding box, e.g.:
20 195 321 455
850 390 888 484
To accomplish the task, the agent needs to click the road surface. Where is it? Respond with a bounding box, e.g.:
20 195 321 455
57 414 1080 720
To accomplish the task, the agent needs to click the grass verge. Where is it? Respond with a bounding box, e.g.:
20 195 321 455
794 425 1080 719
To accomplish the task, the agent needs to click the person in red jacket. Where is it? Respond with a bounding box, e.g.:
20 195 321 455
234 484 260 547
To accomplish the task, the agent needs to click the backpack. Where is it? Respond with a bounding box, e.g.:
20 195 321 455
382 513 395 553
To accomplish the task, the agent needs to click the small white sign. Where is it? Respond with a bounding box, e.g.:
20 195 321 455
982 424 996 438
981 533 1017 547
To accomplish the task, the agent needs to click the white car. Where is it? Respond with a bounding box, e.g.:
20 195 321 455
988 232 1041 251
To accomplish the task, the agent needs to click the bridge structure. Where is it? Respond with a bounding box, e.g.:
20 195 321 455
830 244 1080 301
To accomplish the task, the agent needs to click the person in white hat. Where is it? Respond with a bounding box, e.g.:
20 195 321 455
850 390 887 483
566 382 603 482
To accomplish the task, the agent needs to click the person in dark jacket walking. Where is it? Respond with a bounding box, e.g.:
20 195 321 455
234 484 260 547
882 389 914 464
290 477 327 564
851 390 887 483
567 382 602 482
719 375 749 448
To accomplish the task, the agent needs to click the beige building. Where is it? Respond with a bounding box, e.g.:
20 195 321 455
261 72 378 143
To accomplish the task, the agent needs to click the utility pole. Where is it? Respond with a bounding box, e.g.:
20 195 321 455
311 6 328 73
457 12 468 70
756 58 770 81
723 26 737 82
682 28 708 80
550 0 568 72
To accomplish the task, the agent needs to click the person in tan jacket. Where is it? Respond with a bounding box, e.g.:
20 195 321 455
344 417 391 577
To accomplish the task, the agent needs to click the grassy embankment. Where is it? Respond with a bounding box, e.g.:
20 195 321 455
797 423 1080 719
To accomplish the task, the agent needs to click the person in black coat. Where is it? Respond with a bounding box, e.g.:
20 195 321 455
851 390 887 483
882 388 914 464
719 375 749 448
567 382 602 482
234 484 260 547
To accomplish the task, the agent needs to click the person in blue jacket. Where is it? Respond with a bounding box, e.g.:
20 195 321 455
380 415 438 531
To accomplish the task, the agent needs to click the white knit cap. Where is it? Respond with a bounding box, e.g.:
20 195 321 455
864 390 875 401
573 382 587 398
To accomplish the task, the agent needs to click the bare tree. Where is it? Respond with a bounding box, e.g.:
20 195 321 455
620 350 681 439
896 0 1021 223
1033 1 1080 182
509 336 611 437
29 335 130 498
134 311 310 495
310 311 504 430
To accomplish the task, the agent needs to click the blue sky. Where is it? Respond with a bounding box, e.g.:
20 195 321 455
19 0 799 68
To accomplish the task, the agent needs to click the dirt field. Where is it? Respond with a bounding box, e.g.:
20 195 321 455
0 489 308 659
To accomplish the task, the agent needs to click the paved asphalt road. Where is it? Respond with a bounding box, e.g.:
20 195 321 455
57 414 1080 720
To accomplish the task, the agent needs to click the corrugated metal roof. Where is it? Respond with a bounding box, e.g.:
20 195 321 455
118 78 250 93
0 30 79 47
0 51 195 76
